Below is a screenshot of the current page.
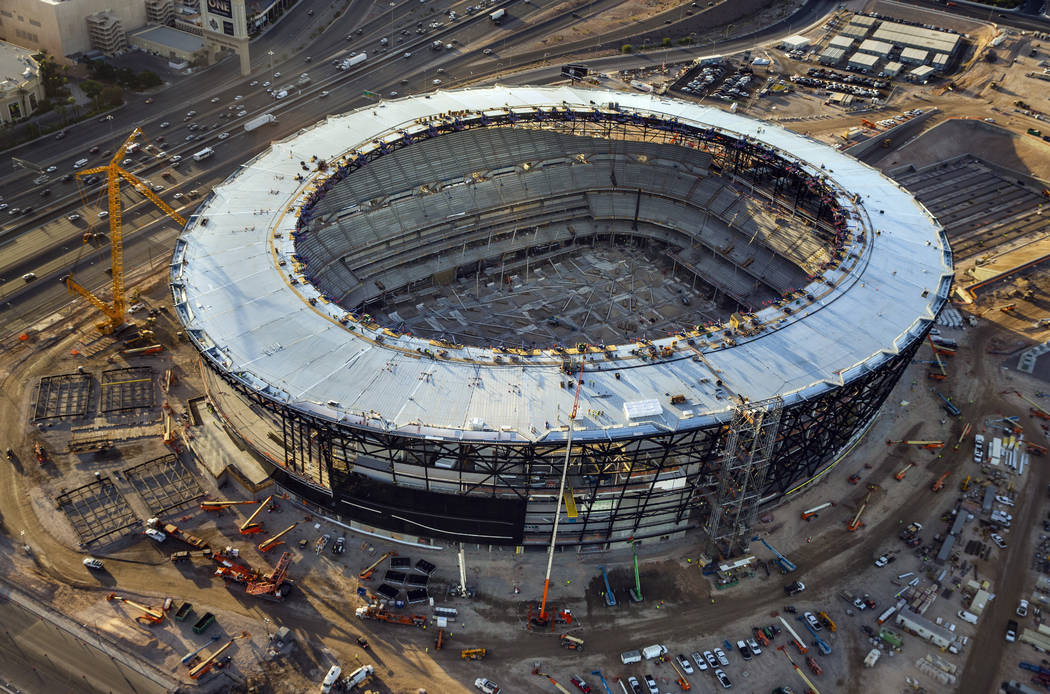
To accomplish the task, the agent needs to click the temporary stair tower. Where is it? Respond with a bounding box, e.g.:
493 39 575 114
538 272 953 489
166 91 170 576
705 396 784 557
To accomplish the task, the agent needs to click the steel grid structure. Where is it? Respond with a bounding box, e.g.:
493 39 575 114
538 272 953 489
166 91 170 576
173 87 953 549
55 478 138 545
32 372 94 421
100 367 155 412
124 454 205 514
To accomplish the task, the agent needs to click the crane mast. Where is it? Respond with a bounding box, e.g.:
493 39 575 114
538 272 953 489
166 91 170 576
67 129 187 333
538 360 584 622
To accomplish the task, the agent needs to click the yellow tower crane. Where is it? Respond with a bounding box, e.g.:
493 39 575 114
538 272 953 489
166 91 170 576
68 128 186 334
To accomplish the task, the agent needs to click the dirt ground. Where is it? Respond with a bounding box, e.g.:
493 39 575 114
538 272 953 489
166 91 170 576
5 8 1050 694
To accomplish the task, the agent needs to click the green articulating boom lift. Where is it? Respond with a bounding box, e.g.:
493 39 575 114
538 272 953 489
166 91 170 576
629 542 643 602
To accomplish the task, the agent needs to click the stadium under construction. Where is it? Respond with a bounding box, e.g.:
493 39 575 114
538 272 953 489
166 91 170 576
170 86 953 551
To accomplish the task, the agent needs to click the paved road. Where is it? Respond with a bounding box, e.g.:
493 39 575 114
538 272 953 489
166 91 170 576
0 596 168 694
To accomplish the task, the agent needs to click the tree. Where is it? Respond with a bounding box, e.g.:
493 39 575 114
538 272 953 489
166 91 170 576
81 79 104 99
622 44 634 54
100 85 124 107
662 37 672 47
137 71 162 89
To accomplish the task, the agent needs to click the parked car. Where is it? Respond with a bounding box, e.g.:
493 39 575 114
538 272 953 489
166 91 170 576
804 612 822 631
676 654 693 674
474 678 500 694
691 651 708 672
784 581 805 595
1006 619 1018 642
703 650 718 669
874 555 889 567
714 668 732 689
736 640 752 660
1018 600 1029 617
643 674 659 694
714 647 729 666
991 533 1007 549
332 536 346 554
626 677 643 694
82 557 104 569
747 637 762 655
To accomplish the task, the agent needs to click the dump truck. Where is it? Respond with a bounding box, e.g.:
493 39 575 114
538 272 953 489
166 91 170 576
244 113 277 132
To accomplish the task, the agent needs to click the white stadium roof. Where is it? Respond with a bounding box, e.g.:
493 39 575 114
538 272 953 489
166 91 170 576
171 86 953 444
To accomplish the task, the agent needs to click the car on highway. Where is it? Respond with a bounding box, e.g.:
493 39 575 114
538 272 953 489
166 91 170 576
55 130 67 139
173 192 184 200
404 52 412 58
714 669 732 689
676 654 693 674
1018 600 1029 617
144 97 153 104
40 188 51 197
67 213 81 222
320 91 329 98
185 135 195 142
389 91 398 97
249 80 258 86
82 557 104 569
218 132 230 140
643 674 658 694
483 48 494 54
234 95 243 100
98 210 109 218
714 647 729 666
433 78 442 85
273 71 281 78
159 121 170 128
171 155 182 162
263 81 271 87
210 97 220 102
0 203 7 211
22 272 37 282
569 676 591 693
236 110 247 117
6 207 17 215
123 157 133 166
45 165 57 173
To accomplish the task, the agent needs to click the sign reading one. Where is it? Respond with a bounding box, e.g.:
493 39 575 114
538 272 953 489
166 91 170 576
207 0 233 19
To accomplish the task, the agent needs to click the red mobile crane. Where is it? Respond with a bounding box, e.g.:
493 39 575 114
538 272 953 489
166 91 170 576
536 360 585 626
354 604 427 627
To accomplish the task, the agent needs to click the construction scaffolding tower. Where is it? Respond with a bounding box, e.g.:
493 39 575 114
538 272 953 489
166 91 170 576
705 396 784 558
